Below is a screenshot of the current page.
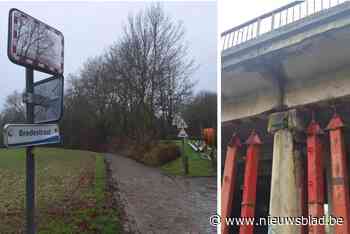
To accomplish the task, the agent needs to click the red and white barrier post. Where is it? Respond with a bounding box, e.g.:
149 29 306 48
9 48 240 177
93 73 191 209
239 131 262 234
221 134 241 234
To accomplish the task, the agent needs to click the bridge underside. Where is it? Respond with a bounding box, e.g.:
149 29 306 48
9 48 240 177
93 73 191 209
222 1 350 122
222 0 350 171
222 2 350 233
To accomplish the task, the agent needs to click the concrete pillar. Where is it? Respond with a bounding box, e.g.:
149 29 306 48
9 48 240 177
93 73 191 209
267 109 305 234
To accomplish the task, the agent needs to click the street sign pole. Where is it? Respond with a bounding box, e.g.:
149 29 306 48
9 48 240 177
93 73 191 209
177 126 189 175
182 137 189 175
25 68 35 234
7 9 64 234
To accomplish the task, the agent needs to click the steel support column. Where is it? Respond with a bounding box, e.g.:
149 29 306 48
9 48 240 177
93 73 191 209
221 134 241 234
307 120 325 234
239 131 262 234
327 114 350 233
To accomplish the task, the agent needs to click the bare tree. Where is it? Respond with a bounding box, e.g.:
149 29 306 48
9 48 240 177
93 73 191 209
105 3 197 140
2 91 26 123
57 3 198 150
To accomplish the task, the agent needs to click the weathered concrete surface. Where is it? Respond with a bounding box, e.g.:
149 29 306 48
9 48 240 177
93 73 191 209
222 1 350 122
268 129 304 234
222 67 350 122
222 85 280 122
105 154 217 234
285 67 350 107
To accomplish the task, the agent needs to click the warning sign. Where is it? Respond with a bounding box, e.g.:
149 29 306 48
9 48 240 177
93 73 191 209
177 128 188 138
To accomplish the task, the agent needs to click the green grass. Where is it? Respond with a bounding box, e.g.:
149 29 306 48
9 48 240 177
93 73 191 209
0 148 26 172
89 155 120 233
95 155 106 205
161 140 216 177
0 147 120 233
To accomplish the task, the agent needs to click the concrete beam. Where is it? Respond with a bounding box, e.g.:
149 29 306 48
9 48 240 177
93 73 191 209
222 66 350 123
285 66 350 108
222 86 279 122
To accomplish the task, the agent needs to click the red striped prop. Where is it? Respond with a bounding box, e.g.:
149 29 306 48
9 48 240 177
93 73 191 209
8 8 64 75
202 128 215 146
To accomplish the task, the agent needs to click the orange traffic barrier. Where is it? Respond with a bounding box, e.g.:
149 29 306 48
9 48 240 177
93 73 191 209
221 134 241 234
307 120 325 234
203 128 215 146
239 131 262 234
327 113 350 233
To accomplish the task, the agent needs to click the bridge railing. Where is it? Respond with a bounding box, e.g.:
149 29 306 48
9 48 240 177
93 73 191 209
221 0 348 51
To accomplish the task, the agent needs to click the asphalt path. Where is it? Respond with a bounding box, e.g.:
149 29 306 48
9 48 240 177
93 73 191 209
106 153 217 234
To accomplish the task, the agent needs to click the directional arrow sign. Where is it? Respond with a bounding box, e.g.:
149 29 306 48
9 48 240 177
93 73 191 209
3 124 60 148
178 128 188 138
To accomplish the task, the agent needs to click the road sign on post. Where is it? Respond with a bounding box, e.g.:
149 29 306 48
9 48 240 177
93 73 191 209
176 119 188 129
178 128 189 175
177 128 188 138
7 8 64 234
172 114 180 126
26 68 35 234
174 116 189 174
8 8 64 75
33 76 64 123
3 124 60 148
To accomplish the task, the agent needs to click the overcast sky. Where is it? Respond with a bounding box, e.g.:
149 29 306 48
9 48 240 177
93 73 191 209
220 0 296 32
0 1 217 109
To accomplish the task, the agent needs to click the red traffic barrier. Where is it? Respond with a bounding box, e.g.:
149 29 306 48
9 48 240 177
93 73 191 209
327 114 350 233
221 134 241 234
203 128 215 146
307 120 325 234
239 131 262 234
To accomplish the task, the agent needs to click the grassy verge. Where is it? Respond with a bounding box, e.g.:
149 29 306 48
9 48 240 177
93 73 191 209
0 147 120 233
87 155 120 233
95 155 106 205
161 140 215 177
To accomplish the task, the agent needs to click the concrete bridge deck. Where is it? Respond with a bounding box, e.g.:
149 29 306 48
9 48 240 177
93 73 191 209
222 0 350 122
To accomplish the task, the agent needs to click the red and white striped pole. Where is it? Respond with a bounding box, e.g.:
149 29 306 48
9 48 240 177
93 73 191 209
327 113 350 233
239 130 262 234
221 134 241 234
307 119 325 234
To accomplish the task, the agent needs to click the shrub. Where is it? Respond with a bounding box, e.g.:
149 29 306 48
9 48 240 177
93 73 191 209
141 142 181 166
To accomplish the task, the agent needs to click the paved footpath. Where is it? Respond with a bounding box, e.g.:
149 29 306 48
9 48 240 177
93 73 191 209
105 154 217 234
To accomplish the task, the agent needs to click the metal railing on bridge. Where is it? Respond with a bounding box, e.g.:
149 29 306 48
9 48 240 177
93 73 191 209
221 0 348 51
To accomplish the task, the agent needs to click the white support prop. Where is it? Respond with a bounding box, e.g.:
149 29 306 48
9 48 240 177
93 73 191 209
268 110 304 234
188 142 198 152
268 129 304 234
